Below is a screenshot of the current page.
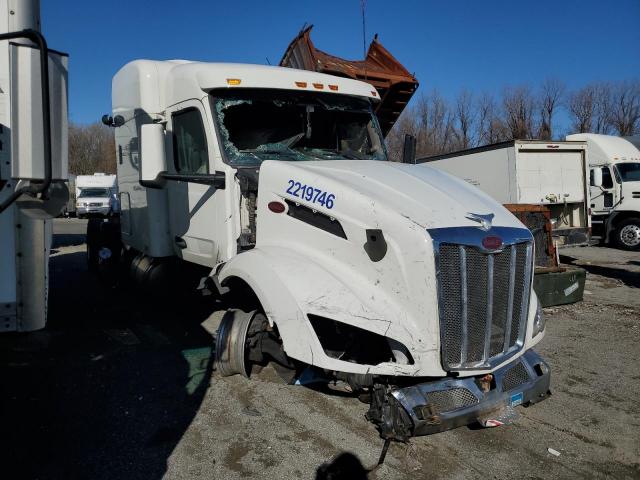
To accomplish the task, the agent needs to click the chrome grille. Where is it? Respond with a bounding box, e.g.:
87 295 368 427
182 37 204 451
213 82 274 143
502 361 530 392
435 228 533 371
425 388 478 413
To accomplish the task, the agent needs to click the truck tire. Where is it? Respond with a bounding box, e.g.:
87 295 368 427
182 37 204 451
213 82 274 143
614 217 640 251
86 218 101 272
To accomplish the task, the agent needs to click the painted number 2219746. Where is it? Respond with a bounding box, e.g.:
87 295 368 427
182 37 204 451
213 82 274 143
285 180 335 209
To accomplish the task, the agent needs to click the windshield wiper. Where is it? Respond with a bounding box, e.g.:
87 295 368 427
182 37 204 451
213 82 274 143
280 132 305 148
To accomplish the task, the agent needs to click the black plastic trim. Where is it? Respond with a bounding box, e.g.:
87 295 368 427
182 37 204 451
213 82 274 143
285 200 346 239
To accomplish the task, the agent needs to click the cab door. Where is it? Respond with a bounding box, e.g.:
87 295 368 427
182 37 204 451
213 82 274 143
590 166 615 215
165 100 223 267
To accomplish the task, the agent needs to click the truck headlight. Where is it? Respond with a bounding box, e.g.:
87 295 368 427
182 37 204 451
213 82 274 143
533 301 546 337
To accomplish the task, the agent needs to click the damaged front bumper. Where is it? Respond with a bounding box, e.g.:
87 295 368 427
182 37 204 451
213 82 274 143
367 349 550 440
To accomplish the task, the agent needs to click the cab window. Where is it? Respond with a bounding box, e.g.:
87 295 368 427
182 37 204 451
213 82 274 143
172 108 209 174
601 167 614 189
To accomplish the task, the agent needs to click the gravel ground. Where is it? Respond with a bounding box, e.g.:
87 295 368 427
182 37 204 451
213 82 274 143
0 219 638 479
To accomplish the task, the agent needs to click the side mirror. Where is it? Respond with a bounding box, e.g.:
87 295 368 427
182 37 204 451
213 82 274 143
592 168 603 188
402 134 416 164
140 124 167 188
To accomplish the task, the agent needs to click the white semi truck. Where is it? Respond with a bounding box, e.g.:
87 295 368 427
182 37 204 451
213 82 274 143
0 0 69 332
566 133 640 250
93 59 551 440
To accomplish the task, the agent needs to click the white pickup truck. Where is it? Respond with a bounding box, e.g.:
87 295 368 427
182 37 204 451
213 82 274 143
94 59 551 440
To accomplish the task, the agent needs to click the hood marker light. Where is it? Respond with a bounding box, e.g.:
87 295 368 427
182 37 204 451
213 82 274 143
268 201 286 213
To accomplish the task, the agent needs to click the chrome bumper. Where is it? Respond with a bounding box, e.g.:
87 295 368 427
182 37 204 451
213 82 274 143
77 206 110 216
368 350 550 439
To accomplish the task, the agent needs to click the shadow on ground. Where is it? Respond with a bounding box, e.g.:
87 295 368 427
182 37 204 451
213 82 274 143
560 254 640 289
51 233 86 248
0 234 218 480
315 452 369 479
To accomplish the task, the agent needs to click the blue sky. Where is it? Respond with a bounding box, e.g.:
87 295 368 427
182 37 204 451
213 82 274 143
42 0 640 129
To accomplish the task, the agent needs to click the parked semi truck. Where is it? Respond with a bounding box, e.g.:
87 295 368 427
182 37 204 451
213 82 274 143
566 133 640 250
92 59 551 440
0 0 69 332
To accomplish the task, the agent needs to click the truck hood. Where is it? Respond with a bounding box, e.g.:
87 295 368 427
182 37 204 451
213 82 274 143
266 160 520 230
251 159 534 377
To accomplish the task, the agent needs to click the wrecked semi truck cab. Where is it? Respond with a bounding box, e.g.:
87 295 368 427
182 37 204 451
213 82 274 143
108 60 550 439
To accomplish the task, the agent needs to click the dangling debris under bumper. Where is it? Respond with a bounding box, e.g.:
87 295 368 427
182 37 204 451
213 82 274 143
367 350 551 441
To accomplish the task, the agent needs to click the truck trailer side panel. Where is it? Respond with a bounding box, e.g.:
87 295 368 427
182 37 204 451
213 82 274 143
516 150 585 205
423 146 515 204
418 141 590 246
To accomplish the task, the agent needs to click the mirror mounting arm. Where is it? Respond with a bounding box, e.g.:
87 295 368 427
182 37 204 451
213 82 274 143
0 29 51 214
158 172 226 189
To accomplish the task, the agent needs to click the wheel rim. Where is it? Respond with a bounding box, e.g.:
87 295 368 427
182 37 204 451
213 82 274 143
620 224 640 247
215 309 255 377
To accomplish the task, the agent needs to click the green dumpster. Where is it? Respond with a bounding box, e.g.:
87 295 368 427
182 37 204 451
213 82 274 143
533 267 586 307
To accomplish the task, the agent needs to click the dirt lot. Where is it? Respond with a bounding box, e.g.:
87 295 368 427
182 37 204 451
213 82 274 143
0 219 639 479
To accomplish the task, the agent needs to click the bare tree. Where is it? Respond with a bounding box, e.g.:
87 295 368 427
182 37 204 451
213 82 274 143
567 85 595 133
608 80 640 136
414 90 456 157
476 93 509 145
68 122 116 175
592 82 613 134
538 78 565 140
502 85 536 139
453 89 474 149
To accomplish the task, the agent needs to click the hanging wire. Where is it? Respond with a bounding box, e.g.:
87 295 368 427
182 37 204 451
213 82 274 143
361 0 367 80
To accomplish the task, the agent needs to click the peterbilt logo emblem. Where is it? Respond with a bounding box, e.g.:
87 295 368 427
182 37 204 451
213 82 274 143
465 212 494 231
482 236 503 250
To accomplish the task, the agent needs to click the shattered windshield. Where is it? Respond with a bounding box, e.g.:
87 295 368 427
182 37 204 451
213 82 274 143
212 89 387 165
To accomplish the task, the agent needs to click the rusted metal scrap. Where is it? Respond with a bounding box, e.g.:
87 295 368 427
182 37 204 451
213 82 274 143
280 25 419 136
504 204 559 270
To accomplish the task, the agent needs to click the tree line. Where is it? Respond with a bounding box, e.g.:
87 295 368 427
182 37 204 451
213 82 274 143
68 123 115 175
386 79 640 162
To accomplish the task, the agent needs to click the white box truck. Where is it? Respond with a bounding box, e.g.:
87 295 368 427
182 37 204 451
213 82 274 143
417 140 591 248
75 173 117 218
93 59 551 440
0 0 69 332
566 133 640 250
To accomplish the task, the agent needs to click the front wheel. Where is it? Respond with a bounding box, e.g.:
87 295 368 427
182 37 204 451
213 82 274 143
86 218 101 272
614 217 640 250
215 309 293 379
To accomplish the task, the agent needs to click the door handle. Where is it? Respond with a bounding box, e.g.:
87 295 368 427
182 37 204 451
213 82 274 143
175 236 187 249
